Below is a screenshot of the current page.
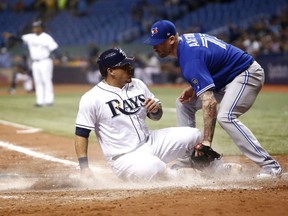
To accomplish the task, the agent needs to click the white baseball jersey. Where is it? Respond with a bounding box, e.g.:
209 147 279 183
75 78 159 159
21 32 58 105
22 32 58 60
76 78 203 181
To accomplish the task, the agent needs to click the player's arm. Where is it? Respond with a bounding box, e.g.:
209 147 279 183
179 85 196 103
50 49 62 65
75 126 94 177
145 98 163 121
199 90 217 146
51 49 62 60
75 134 89 168
2 32 23 43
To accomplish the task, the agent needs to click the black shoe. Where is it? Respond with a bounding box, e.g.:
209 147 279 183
46 103 54 107
34 104 43 107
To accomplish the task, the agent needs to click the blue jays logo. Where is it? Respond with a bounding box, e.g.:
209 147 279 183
151 27 158 36
106 94 146 118
192 79 198 85
192 79 200 89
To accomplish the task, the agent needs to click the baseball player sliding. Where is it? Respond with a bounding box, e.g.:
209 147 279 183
2 20 60 107
144 20 282 179
74 48 236 182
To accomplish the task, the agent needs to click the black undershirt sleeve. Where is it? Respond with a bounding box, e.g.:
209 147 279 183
75 126 91 138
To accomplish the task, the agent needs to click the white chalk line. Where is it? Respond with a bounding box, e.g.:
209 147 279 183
1 140 284 192
0 141 78 167
0 119 42 134
0 119 111 173
0 140 109 173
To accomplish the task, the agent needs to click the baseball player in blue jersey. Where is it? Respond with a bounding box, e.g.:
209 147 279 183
144 20 282 179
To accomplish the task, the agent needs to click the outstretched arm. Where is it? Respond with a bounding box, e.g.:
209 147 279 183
2 32 23 43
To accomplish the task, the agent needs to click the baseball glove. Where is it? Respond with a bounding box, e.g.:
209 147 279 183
190 143 222 170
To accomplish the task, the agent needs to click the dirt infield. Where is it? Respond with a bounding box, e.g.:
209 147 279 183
0 84 288 216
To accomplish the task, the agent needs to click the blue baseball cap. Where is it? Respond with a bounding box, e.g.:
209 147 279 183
32 20 44 27
97 48 134 69
144 20 177 46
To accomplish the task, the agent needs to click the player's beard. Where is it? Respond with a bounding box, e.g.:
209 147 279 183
157 52 168 58
154 46 170 58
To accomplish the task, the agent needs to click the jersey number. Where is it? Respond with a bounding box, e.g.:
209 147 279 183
184 33 226 49
200 34 226 49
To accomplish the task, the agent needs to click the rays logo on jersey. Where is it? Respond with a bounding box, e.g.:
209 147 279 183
106 94 146 117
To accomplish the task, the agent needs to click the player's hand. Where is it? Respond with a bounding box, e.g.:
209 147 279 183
144 98 160 113
178 86 195 103
194 141 211 157
53 58 61 65
81 167 94 178
80 167 96 185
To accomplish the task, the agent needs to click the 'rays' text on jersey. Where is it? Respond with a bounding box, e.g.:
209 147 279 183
106 94 146 117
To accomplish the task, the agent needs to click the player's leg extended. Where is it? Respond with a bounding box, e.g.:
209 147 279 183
32 62 44 106
41 59 54 105
217 61 281 170
110 127 202 181
150 127 202 163
111 150 166 181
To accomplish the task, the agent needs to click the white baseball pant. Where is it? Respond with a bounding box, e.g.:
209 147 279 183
32 58 54 105
110 127 202 181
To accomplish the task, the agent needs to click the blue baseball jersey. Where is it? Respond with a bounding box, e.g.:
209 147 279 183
177 33 254 96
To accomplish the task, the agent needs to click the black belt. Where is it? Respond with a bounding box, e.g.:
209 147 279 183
112 153 125 161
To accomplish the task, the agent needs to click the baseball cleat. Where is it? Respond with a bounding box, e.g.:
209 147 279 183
256 167 282 179
34 104 43 107
166 167 201 180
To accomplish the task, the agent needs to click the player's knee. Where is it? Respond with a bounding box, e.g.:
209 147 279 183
181 127 202 148
217 112 226 126
176 98 183 110
194 128 202 143
134 158 166 181
176 99 198 114
217 111 234 127
187 127 202 142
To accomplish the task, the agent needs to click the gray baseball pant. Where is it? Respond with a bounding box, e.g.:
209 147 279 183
176 61 281 169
